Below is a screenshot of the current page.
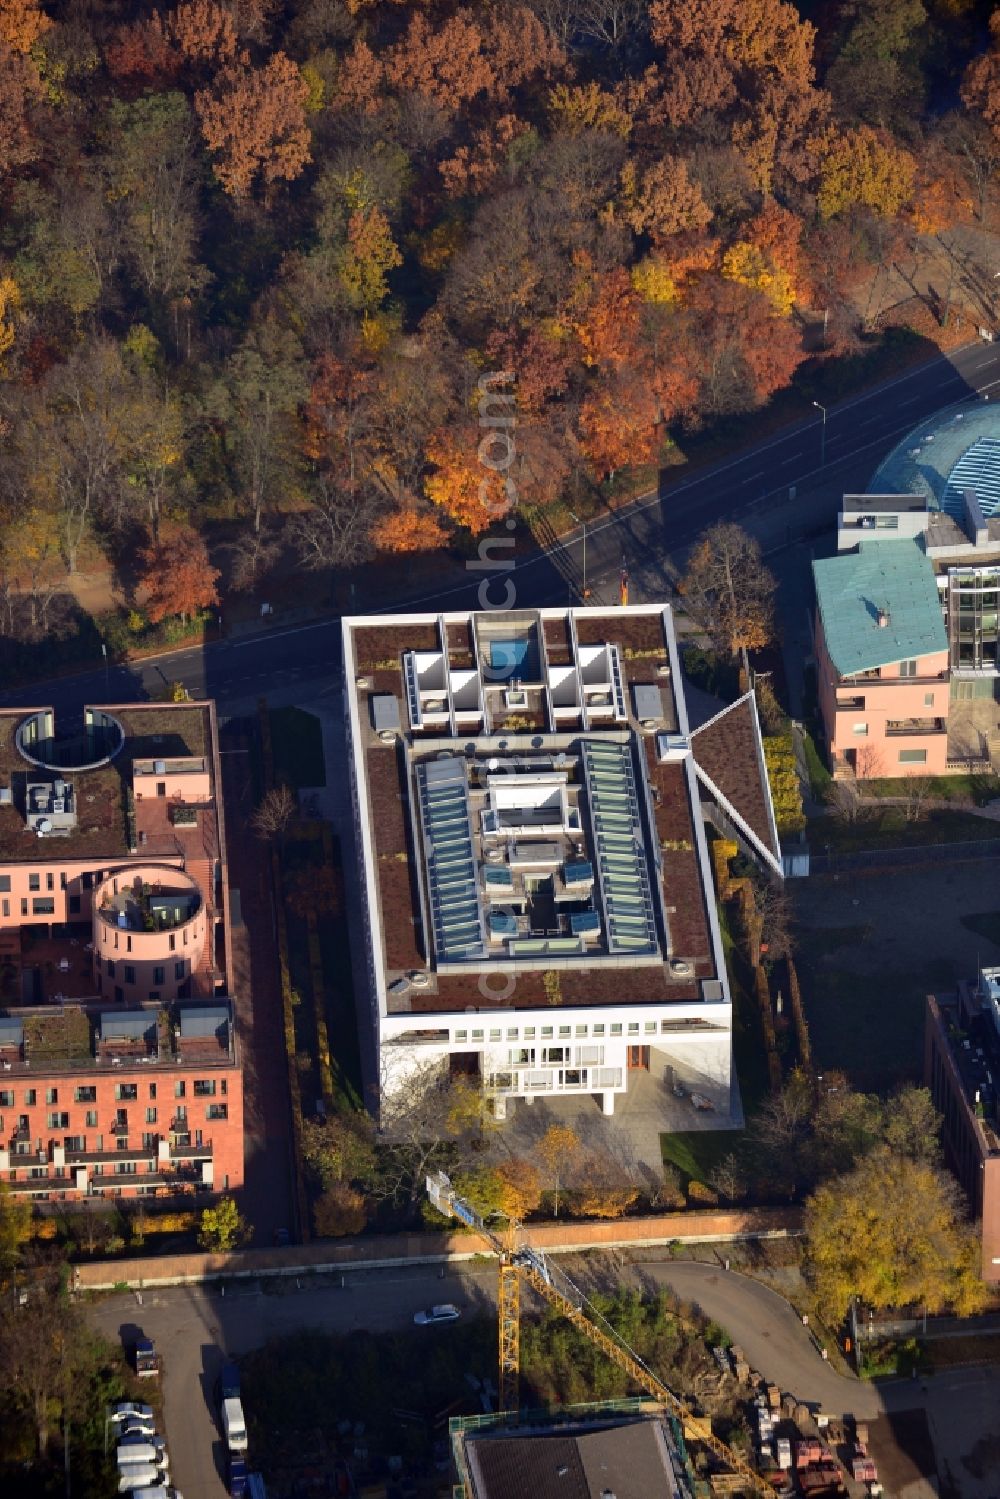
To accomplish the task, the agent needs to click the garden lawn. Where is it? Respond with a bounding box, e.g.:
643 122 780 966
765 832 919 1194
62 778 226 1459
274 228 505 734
269 706 326 789
661 903 768 1186
818 807 998 854
794 923 957 1090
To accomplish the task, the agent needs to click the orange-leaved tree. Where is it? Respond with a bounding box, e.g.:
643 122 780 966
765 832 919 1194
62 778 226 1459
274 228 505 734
424 429 513 534
195 52 310 199
0 0 51 55
371 509 449 553
138 522 220 623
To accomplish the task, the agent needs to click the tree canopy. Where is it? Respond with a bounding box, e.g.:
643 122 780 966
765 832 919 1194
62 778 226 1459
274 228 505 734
0 0 987 634
804 1147 987 1321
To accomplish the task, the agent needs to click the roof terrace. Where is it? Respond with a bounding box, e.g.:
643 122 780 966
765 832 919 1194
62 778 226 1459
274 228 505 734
346 607 744 1017
0 998 236 1076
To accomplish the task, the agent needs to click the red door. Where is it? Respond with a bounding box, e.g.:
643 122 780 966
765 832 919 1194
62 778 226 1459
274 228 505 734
627 1046 650 1071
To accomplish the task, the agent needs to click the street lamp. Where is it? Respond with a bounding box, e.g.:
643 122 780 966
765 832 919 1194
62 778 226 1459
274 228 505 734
567 508 589 600
812 400 827 466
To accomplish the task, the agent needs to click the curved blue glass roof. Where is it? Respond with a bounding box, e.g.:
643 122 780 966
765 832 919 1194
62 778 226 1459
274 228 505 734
869 400 1000 520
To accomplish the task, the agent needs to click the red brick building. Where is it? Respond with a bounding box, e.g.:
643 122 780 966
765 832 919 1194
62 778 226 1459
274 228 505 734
0 700 244 1203
925 973 1000 1280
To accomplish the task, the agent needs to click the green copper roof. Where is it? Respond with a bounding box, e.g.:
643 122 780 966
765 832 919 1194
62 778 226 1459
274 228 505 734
813 539 946 677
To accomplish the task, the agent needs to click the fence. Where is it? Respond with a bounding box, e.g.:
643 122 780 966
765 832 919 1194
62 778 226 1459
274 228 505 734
807 837 1000 876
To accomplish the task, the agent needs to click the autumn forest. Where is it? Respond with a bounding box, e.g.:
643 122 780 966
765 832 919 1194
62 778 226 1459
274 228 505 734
1 0 1000 646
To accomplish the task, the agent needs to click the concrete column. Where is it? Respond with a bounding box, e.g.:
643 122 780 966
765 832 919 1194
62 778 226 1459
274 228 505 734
602 1091 615 1117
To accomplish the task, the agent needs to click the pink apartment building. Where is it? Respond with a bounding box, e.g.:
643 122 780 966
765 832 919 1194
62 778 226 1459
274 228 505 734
0 700 244 1203
813 539 951 778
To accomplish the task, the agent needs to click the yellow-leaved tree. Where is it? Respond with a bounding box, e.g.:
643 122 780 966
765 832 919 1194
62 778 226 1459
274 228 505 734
816 125 916 220
804 1148 987 1323
721 242 795 316
0 275 20 371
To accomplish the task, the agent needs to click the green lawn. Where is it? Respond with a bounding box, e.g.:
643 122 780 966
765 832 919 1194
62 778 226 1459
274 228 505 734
661 905 766 1186
269 706 326 789
864 772 1000 806
794 925 958 1090
817 807 998 854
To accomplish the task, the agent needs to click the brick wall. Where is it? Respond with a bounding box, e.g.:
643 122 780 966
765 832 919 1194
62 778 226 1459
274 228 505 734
73 1204 801 1289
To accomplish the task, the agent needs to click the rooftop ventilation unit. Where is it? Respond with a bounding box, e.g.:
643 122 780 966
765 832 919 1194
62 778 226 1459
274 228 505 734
669 958 695 978
876 608 891 629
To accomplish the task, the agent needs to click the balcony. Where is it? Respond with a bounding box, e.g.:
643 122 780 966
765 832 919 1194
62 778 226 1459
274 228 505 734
884 718 946 737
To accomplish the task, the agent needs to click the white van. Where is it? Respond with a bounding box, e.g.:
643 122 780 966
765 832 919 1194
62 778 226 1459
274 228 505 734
221 1396 248 1453
118 1466 163 1493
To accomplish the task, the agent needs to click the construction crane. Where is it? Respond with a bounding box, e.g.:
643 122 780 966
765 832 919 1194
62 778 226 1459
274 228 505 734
427 1171 778 1499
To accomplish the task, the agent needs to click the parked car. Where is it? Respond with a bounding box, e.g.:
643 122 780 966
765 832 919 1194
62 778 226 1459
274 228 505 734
227 1454 249 1498
413 1304 461 1326
118 1465 166 1493
113 1403 155 1424
117 1438 168 1469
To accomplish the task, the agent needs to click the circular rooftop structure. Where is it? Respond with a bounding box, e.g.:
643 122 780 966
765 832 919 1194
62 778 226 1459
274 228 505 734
16 708 125 772
869 398 1000 523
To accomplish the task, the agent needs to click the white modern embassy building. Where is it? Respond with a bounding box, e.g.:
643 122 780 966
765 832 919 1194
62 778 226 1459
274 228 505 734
343 605 782 1120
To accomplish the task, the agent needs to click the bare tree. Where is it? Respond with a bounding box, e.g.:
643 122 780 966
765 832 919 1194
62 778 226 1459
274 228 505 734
709 1151 747 1204
825 778 865 825
373 1053 499 1208
680 522 776 668
901 773 933 823
229 528 281 593
288 477 383 571
251 784 296 840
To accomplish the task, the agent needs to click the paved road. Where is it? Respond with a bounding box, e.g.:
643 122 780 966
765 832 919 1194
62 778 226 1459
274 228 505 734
6 341 1000 725
87 1255 880 1498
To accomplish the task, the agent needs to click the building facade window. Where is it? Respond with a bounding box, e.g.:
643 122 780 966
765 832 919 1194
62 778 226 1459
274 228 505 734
24 1089 35 1105
207 1104 228 1120
74 1086 96 1103
124 965 136 984
46 1088 57 1105
47 1112 69 1129
899 748 927 764
899 659 918 677
115 1084 138 1101
0 876 9 892
153 966 164 986
32 899 55 915
193 1080 216 1097
28 874 39 891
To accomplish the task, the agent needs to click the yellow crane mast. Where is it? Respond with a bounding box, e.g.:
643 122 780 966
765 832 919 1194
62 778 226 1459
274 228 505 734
427 1172 778 1499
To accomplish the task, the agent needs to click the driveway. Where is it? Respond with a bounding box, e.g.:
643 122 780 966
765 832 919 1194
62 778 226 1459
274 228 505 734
86 1254 877 1498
